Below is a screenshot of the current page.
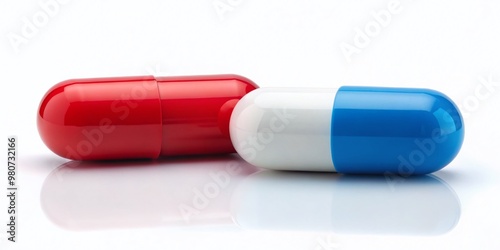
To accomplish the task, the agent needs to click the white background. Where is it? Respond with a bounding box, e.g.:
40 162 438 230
1 0 500 249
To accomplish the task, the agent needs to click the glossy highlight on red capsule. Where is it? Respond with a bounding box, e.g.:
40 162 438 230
38 75 258 160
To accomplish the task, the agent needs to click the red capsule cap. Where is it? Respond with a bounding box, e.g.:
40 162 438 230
38 75 258 160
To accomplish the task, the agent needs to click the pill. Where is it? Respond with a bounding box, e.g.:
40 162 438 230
38 75 258 160
230 86 464 175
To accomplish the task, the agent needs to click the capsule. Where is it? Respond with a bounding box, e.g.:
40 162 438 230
230 86 464 175
38 75 258 160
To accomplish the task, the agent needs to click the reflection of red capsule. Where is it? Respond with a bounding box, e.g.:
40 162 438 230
38 75 258 160
41 155 259 230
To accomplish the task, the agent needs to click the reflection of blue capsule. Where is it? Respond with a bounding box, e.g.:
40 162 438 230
230 86 464 175
231 171 461 234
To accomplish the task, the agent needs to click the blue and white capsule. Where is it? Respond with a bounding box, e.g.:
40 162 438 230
229 86 464 175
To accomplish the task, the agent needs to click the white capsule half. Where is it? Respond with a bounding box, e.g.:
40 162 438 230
229 88 338 172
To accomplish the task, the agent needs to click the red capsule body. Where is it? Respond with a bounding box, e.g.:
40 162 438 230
38 75 258 160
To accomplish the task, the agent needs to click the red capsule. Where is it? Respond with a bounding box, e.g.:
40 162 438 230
37 75 258 160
